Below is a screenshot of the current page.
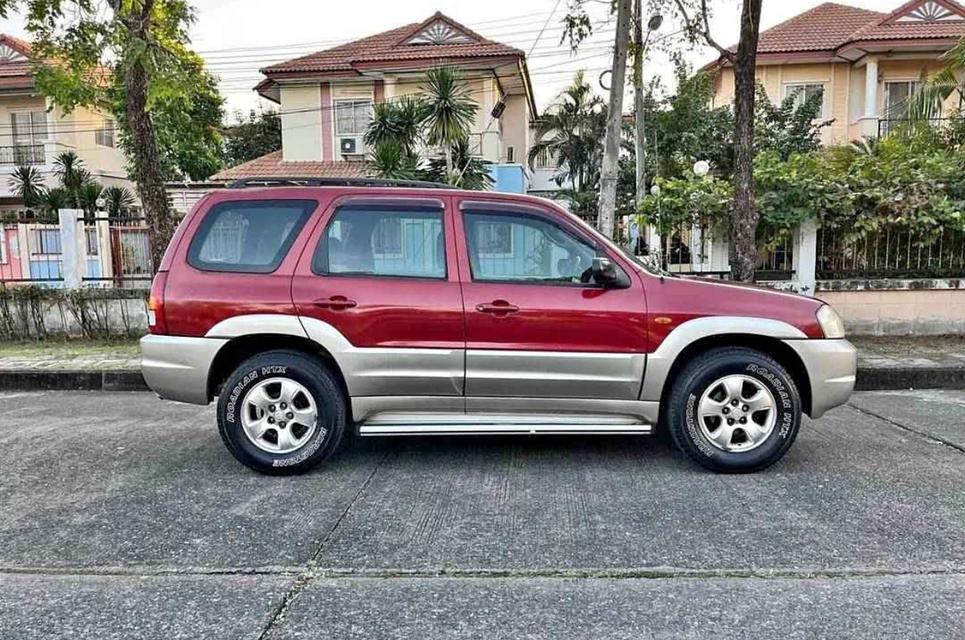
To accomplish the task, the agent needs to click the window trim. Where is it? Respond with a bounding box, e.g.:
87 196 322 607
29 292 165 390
461 207 619 289
10 109 48 146
186 199 317 274
311 203 449 281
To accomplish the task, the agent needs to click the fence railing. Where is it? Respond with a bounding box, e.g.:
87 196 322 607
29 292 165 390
0 211 152 289
817 226 965 279
877 117 950 139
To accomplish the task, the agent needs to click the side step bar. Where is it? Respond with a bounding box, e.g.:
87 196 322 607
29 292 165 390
357 412 653 436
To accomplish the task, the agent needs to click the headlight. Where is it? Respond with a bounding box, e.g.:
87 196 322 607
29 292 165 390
816 305 846 339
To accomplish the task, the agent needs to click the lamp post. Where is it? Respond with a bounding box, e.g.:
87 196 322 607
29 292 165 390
634 4 662 260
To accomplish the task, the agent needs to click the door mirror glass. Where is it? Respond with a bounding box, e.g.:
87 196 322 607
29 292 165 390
592 256 618 285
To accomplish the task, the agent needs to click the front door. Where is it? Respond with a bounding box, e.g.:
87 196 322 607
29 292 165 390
292 195 465 399
453 199 648 401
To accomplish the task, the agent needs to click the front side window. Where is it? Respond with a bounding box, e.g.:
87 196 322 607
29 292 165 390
463 211 599 284
187 200 316 273
314 206 445 279
783 83 825 118
334 100 373 136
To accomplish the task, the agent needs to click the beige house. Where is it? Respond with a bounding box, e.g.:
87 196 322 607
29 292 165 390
213 12 535 190
707 0 965 144
0 34 132 208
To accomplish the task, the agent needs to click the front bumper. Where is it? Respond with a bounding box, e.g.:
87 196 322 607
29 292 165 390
140 334 227 405
783 338 857 418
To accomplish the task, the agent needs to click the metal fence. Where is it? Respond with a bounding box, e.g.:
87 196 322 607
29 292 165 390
0 213 153 289
817 226 965 279
0 144 45 166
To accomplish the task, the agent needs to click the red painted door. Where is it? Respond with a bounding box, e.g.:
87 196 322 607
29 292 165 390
291 195 466 397
453 198 648 400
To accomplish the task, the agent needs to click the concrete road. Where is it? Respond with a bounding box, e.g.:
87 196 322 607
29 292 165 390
0 390 962 639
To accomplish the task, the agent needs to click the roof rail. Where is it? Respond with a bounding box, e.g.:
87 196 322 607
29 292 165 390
226 177 451 190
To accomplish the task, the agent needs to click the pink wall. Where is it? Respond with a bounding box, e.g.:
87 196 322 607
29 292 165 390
0 227 23 281
320 83 334 161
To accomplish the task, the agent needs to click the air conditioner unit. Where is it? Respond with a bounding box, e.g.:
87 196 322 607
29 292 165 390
339 137 360 156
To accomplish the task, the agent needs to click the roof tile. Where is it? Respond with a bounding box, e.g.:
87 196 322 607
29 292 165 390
261 13 523 75
210 151 374 182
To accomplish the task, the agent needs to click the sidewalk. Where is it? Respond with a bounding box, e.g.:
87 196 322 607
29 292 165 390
0 336 963 392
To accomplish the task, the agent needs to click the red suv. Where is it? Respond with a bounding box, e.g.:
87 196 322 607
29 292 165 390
141 179 856 474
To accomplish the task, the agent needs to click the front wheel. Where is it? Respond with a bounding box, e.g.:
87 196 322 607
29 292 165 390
666 347 802 473
217 350 347 475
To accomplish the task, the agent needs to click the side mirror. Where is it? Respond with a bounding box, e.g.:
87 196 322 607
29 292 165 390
591 256 629 288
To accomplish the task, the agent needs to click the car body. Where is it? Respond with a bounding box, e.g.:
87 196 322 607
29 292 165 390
141 181 856 473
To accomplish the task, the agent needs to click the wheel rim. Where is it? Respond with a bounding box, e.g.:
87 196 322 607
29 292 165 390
697 374 777 453
240 377 321 454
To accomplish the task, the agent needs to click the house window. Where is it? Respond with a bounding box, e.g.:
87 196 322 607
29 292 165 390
334 100 373 137
85 228 99 257
33 228 62 256
11 111 47 164
885 81 922 120
506 146 516 163
95 119 115 147
783 83 826 117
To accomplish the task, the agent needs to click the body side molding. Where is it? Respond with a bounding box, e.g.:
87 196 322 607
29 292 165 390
640 316 808 402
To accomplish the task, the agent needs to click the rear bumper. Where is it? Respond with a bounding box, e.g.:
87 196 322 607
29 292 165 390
140 334 227 405
783 338 857 418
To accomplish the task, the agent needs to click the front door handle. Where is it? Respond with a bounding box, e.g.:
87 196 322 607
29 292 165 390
476 300 519 316
313 296 357 311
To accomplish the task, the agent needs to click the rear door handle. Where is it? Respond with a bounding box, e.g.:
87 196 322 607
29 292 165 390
476 300 519 316
313 296 357 311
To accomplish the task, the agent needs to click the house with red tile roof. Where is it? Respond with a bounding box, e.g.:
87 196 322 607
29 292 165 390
0 34 133 207
211 12 536 188
706 0 965 143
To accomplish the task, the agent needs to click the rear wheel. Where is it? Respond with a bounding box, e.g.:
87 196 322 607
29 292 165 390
217 350 347 474
666 347 801 473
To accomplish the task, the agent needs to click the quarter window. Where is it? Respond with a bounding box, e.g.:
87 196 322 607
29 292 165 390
463 211 599 284
187 200 315 273
783 83 825 117
314 207 446 279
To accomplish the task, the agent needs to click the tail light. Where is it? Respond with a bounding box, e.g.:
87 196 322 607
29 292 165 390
147 271 169 335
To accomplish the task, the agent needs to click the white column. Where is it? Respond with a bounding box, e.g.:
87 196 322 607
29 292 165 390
864 57 879 119
58 208 82 289
792 219 818 296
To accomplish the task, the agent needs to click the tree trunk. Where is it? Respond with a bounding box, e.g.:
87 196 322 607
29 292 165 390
596 0 633 239
729 0 763 282
125 58 176 272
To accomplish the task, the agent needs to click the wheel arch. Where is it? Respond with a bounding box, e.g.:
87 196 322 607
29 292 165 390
641 317 813 418
206 333 349 411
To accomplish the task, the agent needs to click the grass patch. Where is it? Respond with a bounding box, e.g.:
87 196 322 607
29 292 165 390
0 338 141 359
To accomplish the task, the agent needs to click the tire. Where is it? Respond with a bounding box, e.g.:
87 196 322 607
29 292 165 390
666 347 801 473
217 350 347 475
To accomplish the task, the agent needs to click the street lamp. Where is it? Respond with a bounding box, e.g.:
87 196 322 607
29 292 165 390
693 160 711 177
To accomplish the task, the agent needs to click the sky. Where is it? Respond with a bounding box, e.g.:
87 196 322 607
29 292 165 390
0 0 899 119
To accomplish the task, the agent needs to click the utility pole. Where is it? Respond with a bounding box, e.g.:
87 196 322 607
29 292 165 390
633 0 646 210
596 0 633 240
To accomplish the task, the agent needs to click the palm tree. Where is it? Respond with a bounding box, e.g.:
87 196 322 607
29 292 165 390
8 166 46 208
365 96 426 155
528 71 606 192
425 138 493 190
53 150 92 207
908 37 965 124
102 186 136 217
368 141 420 181
78 181 104 219
421 66 477 183
38 187 70 219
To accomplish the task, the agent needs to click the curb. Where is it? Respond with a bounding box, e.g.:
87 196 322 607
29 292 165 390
0 367 963 394
0 369 148 392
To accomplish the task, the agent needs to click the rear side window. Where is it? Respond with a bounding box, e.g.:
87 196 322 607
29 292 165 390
313 206 446 279
187 200 316 273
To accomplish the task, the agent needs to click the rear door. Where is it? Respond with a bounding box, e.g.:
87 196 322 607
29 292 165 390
291 194 465 399
453 198 648 401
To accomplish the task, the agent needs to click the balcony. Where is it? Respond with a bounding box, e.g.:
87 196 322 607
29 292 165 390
0 144 45 166
877 117 950 138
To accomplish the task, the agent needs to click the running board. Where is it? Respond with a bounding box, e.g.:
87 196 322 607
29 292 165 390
357 412 653 436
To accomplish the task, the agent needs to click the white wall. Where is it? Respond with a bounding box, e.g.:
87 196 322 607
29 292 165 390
280 85 322 161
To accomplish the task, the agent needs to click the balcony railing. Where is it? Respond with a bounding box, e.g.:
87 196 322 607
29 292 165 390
877 117 950 138
0 144 45 166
